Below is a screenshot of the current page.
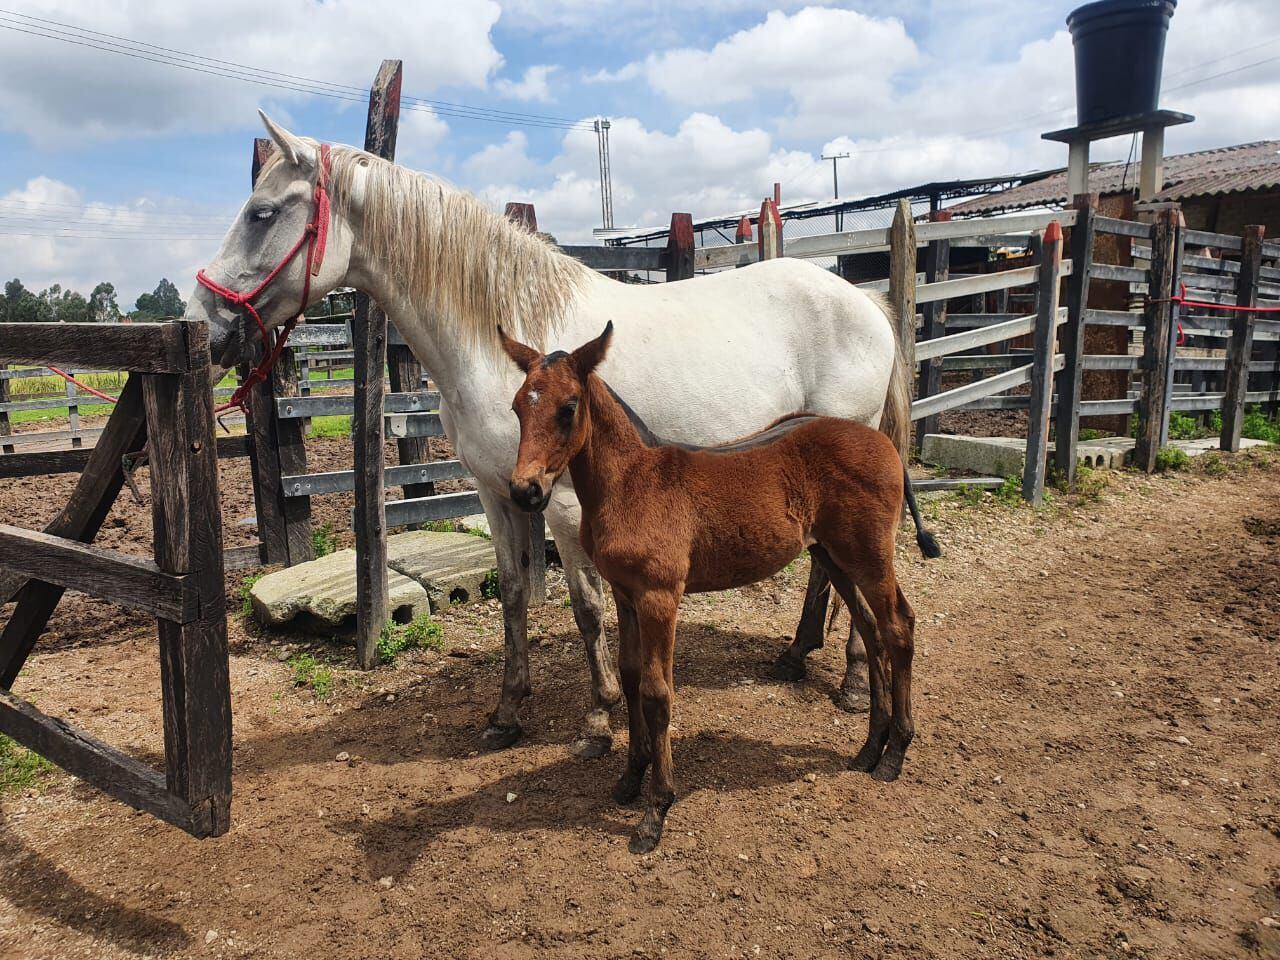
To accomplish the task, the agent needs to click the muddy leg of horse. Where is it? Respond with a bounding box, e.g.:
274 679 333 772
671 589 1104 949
866 584 916 782
612 594 649 805
834 591 876 714
773 562 829 680
478 490 534 749
810 545 893 772
630 590 679 854
548 511 622 758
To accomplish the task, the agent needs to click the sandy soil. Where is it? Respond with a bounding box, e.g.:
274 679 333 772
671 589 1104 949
0 448 1278 960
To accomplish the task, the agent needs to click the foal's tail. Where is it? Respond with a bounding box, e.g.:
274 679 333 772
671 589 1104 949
902 463 942 559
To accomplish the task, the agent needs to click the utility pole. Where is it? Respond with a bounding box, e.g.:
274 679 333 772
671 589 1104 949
594 118 614 230
822 151 849 230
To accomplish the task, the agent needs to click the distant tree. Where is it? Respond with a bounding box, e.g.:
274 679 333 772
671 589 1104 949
133 278 186 320
2 279 47 323
89 281 119 322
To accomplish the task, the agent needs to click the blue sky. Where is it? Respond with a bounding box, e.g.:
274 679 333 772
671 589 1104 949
1 0 1277 309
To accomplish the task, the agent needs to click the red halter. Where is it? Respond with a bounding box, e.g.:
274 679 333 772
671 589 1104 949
199 143 333 415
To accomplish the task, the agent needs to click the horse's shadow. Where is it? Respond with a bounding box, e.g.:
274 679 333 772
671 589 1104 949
341 729 852 881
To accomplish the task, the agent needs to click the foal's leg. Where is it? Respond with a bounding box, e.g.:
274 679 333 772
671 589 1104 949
773 561 830 680
810 546 892 771
546 506 621 758
477 487 535 749
612 593 649 804
863 582 916 783
630 589 680 854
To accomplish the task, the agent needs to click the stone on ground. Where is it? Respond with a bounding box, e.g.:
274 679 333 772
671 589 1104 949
249 531 497 633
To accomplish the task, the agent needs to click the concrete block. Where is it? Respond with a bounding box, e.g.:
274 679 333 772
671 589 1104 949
387 530 497 608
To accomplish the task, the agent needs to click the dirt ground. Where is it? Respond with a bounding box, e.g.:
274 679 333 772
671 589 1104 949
1 445 1278 960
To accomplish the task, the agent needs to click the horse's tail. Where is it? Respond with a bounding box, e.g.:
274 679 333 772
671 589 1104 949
868 290 911 461
902 461 942 559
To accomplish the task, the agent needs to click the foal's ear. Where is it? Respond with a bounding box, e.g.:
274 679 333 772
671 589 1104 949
498 326 542 373
571 321 613 378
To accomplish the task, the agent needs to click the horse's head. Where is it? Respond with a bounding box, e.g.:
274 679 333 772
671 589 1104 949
186 112 361 369
500 322 613 512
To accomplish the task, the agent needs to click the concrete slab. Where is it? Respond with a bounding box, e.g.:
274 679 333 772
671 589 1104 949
921 433 1270 476
250 548 430 633
387 531 497 608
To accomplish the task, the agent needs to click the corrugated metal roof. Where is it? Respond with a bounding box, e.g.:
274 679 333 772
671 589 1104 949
950 141 1280 215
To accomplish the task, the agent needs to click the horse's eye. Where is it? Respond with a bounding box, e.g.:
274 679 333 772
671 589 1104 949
250 206 276 222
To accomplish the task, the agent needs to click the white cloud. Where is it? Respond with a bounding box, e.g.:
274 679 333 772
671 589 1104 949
0 1 504 147
494 65 559 103
463 131 539 184
394 108 452 170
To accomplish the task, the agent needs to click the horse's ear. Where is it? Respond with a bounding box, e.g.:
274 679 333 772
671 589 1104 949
498 326 541 373
258 110 315 168
571 321 613 378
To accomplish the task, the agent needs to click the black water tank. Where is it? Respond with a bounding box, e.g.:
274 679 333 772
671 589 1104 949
1068 0 1176 125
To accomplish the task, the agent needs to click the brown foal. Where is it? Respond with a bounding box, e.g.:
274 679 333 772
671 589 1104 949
501 323 937 853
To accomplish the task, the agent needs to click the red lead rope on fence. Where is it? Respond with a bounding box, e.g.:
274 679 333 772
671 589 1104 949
45 365 119 404
200 143 333 418
1148 282 1280 347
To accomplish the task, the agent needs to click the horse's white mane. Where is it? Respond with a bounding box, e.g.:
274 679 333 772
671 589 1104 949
269 141 591 354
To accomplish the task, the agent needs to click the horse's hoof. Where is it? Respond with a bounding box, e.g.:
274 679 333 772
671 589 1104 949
481 722 522 750
570 734 613 760
612 772 644 805
628 829 661 855
770 653 806 681
870 755 903 783
833 688 869 714
849 743 883 773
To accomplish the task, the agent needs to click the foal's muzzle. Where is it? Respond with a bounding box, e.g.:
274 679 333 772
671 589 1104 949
509 477 552 513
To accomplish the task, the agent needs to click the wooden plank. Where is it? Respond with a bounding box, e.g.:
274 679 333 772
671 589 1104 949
0 690 210 836
910 362 1034 421
916 209 1078 244
563 245 666 272
1083 308 1141 327
1055 194 1097 486
939 354 1031 372
0 323 189 373
696 243 759 271
1080 398 1138 415
284 459 469 498
1093 216 1153 240
0 433 247 481
273 346 314 563
665 213 695 282
0 375 148 685
1134 208 1183 472
914 314 1037 362
1023 224 1062 505
1081 355 1141 371
1221 224 1264 452
942 313 1023 329
287 323 352 347
350 59 401 668
240 342 290 565
0 362 11 454
917 211 951 447
912 477 1006 491
1184 228 1243 253
383 491 484 529
916 265 1039 305
383 412 445 439
0 524 195 622
387 336 433 504
143 319 232 837
1089 263 1148 284
888 198 917 452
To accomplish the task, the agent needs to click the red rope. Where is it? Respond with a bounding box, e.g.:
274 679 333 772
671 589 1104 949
45 365 118 404
1161 282 1280 314
199 143 332 417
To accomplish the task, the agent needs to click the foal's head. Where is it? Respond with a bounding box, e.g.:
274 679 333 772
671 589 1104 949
500 322 613 512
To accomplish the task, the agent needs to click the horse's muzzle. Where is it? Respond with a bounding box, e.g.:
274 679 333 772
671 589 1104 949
509 477 551 513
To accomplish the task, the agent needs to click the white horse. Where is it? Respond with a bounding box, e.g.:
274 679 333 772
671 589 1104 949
186 114 910 755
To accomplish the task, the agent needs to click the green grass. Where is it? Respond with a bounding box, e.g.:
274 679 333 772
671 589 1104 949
288 653 334 700
0 733 54 793
311 522 338 558
1167 411 1216 441
422 520 460 533
1154 446 1190 472
481 568 501 601
238 573 263 618
376 614 445 663
1241 407 1280 444
1077 428 1113 442
308 415 351 439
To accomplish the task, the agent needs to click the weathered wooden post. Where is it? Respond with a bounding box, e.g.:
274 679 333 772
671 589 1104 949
0 364 12 454
1134 206 1183 472
1053 193 1098 486
1220 224 1265 451
272 344 314 563
352 59 402 668
758 199 783 260
917 210 950 448
665 213 695 282
735 216 752 245
1023 223 1062 505
242 136 293 567
887 198 917 458
503 201 547 606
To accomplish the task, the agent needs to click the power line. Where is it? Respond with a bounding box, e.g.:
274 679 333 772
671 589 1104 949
0 9 597 131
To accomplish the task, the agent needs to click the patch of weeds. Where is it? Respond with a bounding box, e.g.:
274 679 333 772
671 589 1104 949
1198 451 1229 477
464 526 491 540
1074 462 1111 502
311 521 338 558
560 593 574 608
481 568 501 601
422 520 459 534
1154 446 1190 473
288 653 334 700
377 614 445 663
0 734 54 793
1241 407 1280 445
952 483 987 507
1168 411 1213 441
238 573 263 618
992 476 1023 506
1078 428 1112 442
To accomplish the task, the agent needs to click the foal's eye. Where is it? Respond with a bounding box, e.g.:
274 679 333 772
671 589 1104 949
557 400 578 425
